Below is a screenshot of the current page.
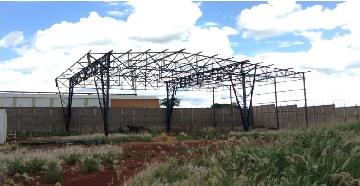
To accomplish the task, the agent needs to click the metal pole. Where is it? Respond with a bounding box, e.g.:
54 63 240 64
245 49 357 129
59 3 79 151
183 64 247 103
356 104 359 124
274 77 280 129
230 86 234 130
230 86 233 106
104 60 110 136
246 65 257 129
100 53 110 136
65 83 73 132
212 87 216 128
166 82 170 132
230 77 246 131
241 64 248 130
241 76 247 109
302 72 309 127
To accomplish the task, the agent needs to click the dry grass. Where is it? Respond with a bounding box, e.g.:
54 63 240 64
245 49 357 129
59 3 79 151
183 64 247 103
128 122 360 186
27 132 152 143
152 132 176 143
0 145 122 178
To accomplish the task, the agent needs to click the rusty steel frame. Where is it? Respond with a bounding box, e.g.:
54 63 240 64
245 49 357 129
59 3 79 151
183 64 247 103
55 49 308 135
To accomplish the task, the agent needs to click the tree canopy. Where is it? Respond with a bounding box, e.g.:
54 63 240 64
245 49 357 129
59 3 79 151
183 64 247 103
160 98 181 107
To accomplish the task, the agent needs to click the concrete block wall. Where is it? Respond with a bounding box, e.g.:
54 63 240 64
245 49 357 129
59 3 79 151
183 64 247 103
4 104 360 133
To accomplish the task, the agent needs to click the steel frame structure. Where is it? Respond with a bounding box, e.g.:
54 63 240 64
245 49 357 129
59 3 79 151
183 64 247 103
55 49 308 135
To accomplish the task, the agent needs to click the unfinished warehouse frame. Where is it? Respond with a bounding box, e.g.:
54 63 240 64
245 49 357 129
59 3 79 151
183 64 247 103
55 49 309 136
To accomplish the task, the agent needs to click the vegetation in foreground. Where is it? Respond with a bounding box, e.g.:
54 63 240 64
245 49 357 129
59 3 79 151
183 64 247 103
128 122 360 186
0 145 122 184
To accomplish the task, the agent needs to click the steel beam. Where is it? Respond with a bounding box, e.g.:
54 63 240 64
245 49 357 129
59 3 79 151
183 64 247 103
56 50 308 135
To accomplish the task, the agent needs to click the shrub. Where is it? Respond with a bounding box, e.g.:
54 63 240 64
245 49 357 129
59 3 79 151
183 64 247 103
6 158 27 175
26 158 46 172
60 153 81 165
338 122 360 133
81 157 100 172
94 151 119 167
128 125 360 186
41 161 62 183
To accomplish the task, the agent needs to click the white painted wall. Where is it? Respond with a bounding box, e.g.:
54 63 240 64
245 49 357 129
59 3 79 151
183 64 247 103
0 109 6 144
0 98 12 107
35 98 51 107
88 99 101 107
15 98 32 107
0 93 156 108
52 98 63 107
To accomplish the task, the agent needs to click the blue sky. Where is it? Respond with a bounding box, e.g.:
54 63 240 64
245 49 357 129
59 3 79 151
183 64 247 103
0 1 359 106
0 1 341 59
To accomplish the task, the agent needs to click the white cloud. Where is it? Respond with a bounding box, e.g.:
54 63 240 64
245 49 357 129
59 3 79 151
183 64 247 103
0 31 25 48
234 0 360 106
243 35 360 106
203 22 219 27
4 0 359 107
125 0 202 43
0 0 236 93
278 41 303 48
264 40 304 48
107 10 126 17
107 2 120 6
237 0 359 39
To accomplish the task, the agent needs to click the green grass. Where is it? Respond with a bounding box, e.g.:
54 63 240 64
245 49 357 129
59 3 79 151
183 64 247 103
22 132 154 145
0 145 122 184
337 121 360 133
81 157 100 173
16 130 79 138
127 122 360 186
6 158 27 175
59 152 82 165
94 151 119 166
42 161 62 183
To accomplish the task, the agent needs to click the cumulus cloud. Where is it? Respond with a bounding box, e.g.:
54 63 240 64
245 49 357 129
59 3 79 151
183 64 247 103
241 1 360 72
3 0 359 107
125 0 202 43
107 10 127 17
237 0 359 39
0 31 25 48
235 0 360 106
0 0 236 94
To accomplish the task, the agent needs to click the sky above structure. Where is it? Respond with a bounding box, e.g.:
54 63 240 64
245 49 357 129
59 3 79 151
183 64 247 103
0 0 359 107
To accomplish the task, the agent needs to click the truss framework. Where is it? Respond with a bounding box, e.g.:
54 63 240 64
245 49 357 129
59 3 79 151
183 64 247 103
56 49 308 135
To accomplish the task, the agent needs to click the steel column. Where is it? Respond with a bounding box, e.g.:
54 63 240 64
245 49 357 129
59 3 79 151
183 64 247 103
302 72 309 127
230 86 234 130
99 53 111 136
56 50 308 135
246 65 257 129
274 77 279 129
166 82 170 132
165 82 177 132
65 83 74 132
241 64 249 131
212 87 216 128
230 77 247 131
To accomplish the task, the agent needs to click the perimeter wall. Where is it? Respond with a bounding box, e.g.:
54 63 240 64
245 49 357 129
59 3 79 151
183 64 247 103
3 104 359 133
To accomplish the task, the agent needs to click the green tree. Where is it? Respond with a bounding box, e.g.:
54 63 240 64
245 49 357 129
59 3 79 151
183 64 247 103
211 103 237 108
160 98 180 107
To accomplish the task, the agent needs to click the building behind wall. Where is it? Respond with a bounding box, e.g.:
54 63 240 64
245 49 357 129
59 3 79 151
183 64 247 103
0 91 160 108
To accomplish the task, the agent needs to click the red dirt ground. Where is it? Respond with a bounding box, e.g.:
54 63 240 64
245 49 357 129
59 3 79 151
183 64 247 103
17 139 275 186
25 141 212 186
